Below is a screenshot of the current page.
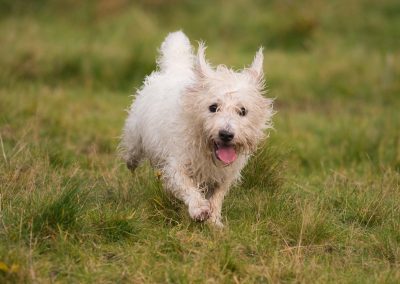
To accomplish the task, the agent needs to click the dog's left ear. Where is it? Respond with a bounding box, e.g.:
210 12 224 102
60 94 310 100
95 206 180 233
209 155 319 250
195 42 214 79
246 47 264 82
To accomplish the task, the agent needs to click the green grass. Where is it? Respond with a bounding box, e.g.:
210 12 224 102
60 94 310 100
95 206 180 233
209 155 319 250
1 0 400 282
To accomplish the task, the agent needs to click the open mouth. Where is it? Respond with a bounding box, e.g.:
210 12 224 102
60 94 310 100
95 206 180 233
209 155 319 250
213 141 237 165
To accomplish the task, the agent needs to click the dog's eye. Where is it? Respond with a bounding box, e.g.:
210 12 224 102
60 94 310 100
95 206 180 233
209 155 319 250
209 104 218 113
239 107 247 116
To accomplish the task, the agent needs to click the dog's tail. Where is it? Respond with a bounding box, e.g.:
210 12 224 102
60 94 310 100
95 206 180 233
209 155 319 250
157 31 193 74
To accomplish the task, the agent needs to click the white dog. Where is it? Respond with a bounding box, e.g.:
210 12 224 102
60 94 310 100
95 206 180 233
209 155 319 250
120 31 273 227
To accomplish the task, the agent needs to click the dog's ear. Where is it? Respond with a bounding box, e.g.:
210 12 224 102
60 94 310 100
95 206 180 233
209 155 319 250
195 42 213 78
247 47 264 81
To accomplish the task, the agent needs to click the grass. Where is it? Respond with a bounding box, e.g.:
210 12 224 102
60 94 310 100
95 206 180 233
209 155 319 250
0 0 399 282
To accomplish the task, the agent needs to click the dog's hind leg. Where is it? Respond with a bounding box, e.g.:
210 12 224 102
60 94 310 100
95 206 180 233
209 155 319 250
126 147 142 171
119 124 143 172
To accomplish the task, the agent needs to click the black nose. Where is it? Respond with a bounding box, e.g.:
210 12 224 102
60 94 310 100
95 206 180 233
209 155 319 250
219 130 234 142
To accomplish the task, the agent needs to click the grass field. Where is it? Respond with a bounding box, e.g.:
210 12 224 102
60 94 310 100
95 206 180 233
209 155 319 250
1 0 400 282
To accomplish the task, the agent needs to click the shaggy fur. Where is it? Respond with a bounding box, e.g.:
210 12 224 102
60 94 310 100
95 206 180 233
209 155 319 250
120 31 273 227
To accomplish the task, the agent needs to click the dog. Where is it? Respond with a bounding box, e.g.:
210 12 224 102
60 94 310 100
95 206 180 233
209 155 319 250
119 31 273 227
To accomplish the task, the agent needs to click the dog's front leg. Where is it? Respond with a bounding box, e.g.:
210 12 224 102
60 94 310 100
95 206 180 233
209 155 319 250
162 164 211 222
207 184 230 228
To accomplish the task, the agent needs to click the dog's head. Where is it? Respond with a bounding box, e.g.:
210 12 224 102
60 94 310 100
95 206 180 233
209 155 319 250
184 43 274 167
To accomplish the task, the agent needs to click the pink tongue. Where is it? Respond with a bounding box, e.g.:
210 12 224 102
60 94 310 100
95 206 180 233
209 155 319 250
216 146 237 164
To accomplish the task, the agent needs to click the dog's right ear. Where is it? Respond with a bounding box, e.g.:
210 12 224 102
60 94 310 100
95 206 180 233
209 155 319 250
248 47 264 82
195 42 214 79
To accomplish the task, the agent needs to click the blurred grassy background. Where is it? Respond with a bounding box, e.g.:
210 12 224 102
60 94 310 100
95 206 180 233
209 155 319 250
0 0 399 283
1 0 399 92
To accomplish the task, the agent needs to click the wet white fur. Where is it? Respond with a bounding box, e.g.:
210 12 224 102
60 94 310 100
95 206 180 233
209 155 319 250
120 31 273 227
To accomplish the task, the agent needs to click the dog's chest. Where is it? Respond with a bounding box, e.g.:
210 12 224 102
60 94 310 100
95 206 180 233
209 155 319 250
188 161 235 187
198 180 219 199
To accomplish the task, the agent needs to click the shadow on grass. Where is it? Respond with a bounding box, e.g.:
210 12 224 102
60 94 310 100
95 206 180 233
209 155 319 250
20 182 89 244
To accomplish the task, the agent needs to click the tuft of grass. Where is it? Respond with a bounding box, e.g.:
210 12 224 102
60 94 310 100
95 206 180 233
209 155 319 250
241 142 286 192
96 216 139 243
27 185 88 242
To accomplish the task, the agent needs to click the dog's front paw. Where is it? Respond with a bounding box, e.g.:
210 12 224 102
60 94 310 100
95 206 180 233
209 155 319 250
208 215 224 228
188 199 211 222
